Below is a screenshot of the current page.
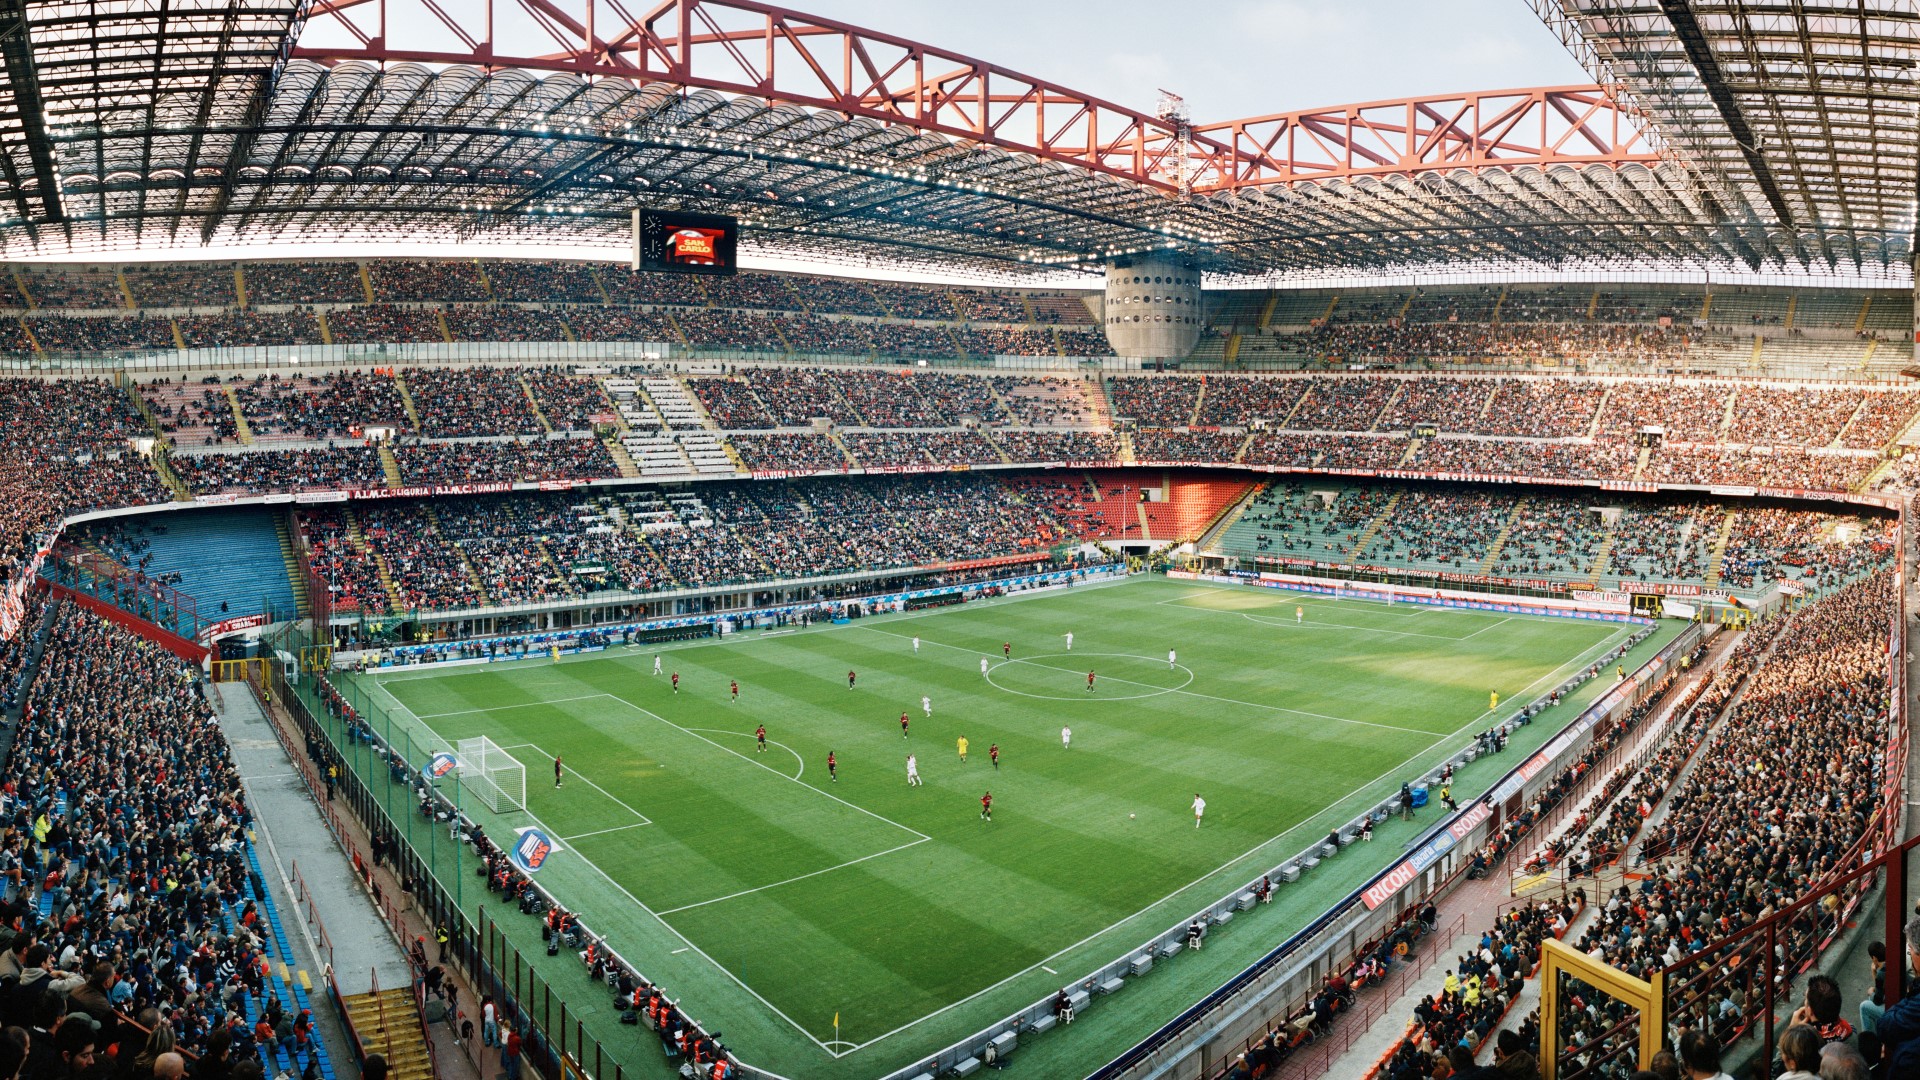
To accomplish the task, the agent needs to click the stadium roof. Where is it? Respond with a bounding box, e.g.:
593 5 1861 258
0 0 1911 280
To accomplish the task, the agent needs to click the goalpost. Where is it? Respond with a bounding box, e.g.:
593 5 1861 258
455 736 528 813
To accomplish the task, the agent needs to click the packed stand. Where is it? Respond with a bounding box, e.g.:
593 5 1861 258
1132 430 1247 463
1414 437 1638 481
1470 379 1606 439
1106 377 1200 427
298 508 391 614
323 306 442 346
842 431 1002 468
169 447 385 495
358 504 482 610
242 261 366 305
28 315 177 354
1376 377 1495 431
521 369 613 431
727 434 846 473
393 437 616 486
123 266 237 308
442 307 568 344
403 367 542 438
18 269 123 309
233 372 410 441
483 261 604 304
0 601 328 1072
1194 377 1306 427
989 431 1118 463
1288 380 1399 432
369 260 489 303
175 311 319 349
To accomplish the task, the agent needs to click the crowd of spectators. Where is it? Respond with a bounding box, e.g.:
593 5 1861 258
1132 430 1247 463
28 316 177 354
1414 437 1639 481
841 431 1002 468
393 437 616 485
232 372 410 442
122 266 237 308
17 270 122 309
1476 380 1608 438
484 262 603 304
1107 378 1200 427
1243 432 1410 470
0 598 340 1076
1377 377 1493 430
299 508 391 614
521 369 614 431
240 262 365 305
727 434 847 472
988 430 1118 462
323 306 442 346
358 503 482 610
685 377 774 429
442 307 568 344
369 260 489 303
860 323 956 359
403 367 543 438
1289 380 1401 432
169 447 385 494
302 476 1073 607
175 311 319 349
1643 447 1873 492
1194 377 1304 428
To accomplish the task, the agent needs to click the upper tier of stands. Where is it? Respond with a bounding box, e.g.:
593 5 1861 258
0 260 1906 375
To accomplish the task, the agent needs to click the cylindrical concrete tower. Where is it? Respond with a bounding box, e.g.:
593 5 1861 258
1101 258 1202 360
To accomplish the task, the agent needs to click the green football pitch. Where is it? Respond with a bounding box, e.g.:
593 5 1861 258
356 576 1660 1078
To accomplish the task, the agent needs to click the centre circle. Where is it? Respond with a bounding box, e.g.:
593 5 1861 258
984 652 1194 701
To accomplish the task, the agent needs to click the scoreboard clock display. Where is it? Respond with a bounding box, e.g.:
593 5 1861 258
633 209 738 276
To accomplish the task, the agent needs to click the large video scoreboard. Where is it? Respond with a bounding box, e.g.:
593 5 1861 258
631 208 738 276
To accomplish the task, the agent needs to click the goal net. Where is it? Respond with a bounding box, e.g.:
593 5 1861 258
455 736 527 813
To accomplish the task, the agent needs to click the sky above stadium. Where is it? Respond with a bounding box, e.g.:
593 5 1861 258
795 0 1597 121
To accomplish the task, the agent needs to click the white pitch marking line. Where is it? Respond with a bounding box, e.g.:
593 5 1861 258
683 727 806 781
863 627 1434 738
1040 966 1057 976
1460 617 1513 640
503 741 654 826
656 837 931 916
1236 611 1486 641
413 693 609 719
371 696 846 1055
833 623 1638 1055
559 823 650 842
671 948 691 955
595 694 929 843
372 582 1639 1058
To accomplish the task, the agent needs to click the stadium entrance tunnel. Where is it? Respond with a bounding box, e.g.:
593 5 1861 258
986 652 1194 700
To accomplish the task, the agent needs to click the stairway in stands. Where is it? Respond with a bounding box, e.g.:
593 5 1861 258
1703 509 1738 588
338 989 434 1080
273 510 312 619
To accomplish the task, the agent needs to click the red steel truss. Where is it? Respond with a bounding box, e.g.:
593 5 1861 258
291 0 1660 193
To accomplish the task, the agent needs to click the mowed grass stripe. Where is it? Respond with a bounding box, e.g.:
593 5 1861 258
375 577 1630 1049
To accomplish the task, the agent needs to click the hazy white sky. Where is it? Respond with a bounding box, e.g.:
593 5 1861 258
785 0 1596 121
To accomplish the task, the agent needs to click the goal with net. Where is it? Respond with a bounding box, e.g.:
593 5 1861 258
454 736 528 813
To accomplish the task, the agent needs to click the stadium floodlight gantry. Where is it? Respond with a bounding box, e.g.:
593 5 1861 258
0 0 1909 281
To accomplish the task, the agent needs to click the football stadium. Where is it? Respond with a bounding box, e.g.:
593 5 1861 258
0 2 1917 1080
